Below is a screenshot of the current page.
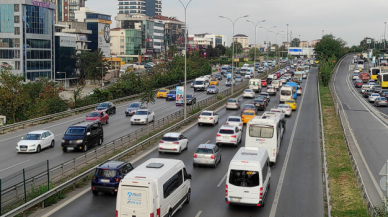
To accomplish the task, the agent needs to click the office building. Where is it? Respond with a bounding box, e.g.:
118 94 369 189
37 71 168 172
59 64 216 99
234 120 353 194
0 0 56 82
57 0 86 22
153 15 184 52
232 34 249 48
191 33 227 48
118 0 161 17
57 21 92 53
299 41 309 47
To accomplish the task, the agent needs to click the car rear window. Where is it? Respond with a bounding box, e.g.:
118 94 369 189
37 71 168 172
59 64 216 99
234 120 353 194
228 99 237 103
245 89 252 92
380 97 387 100
195 148 214 154
219 129 235 134
243 111 255 116
201 112 212 116
159 89 167 92
286 100 295 103
228 170 260 187
95 169 117 178
228 118 241 122
162 137 179 141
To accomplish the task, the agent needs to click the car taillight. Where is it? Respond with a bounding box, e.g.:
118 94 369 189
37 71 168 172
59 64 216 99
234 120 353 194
226 185 228 196
150 213 154 217
173 142 179 144
159 140 164 143
194 153 197 158
239 123 242 126
115 177 121 182
287 109 291 111
217 134 221 137
156 208 160 217
231 135 237 138
93 176 96 181
226 122 229 125
211 155 215 159
260 187 263 199
226 103 228 105
198 117 201 119
116 210 118 217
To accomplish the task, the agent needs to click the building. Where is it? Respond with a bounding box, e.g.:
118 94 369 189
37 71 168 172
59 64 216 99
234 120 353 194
232 34 249 48
56 0 86 22
153 19 164 55
191 33 227 48
0 0 56 82
117 0 162 17
311 39 321 47
57 21 92 53
74 7 111 57
282 42 290 48
299 41 309 47
153 15 185 52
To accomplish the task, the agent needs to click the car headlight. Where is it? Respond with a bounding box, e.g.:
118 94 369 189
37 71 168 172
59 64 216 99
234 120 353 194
76 140 83 143
30 144 36 147
62 139 65 143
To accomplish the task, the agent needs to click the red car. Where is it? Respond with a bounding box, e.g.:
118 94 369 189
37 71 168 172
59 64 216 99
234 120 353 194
86 111 109 124
261 80 267 87
274 72 281 78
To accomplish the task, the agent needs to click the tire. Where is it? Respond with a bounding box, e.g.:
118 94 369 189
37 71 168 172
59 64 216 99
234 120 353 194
83 144 88 152
92 190 98 195
114 109 116 114
62 147 67 153
168 209 173 217
185 190 191 204
50 140 55 148
178 148 182 155
193 163 197 167
36 145 41 153
98 137 103 146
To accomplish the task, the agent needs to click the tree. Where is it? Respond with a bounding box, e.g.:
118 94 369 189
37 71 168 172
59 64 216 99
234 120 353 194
290 38 300 47
139 74 158 135
76 48 108 84
215 44 226 55
248 47 262 60
72 85 84 108
314 34 347 61
230 42 243 54
0 70 28 123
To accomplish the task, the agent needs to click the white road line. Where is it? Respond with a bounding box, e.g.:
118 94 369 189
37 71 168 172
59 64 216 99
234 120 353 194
217 173 227 187
195 211 202 217
0 160 30 173
205 140 210 144
269 73 310 217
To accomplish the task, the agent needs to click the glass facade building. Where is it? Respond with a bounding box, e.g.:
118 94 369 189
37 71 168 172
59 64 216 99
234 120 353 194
118 0 161 16
0 5 14 33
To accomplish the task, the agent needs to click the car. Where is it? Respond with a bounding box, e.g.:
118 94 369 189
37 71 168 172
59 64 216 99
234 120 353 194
373 85 382 93
375 97 388 107
285 99 297 111
266 77 273 85
302 71 307 78
215 74 222 80
369 82 376 86
130 109 155 125
193 144 221 168
198 110 219 126
157 88 169 98
269 109 286 119
369 93 380 102
235 75 243 82
226 78 235 86
259 92 270 102
280 78 288 84
276 104 292 116
245 72 251 79
242 89 255 98
96 102 116 114
17 130 55 153
186 94 196 105
216 125 242 147
252 98 266 110
261 79 267 87
191 81 194 88
210 78 219 86
292 77 301 85
61 121 103 152
241 109 256 124
86 111 109 124
354 79 363 88
363 89 373 98
226 116 243 132
266 86 276 95
91 161 134 195
255 95 269 106
207 85 219 94
353 73 359 80
158 132 189 154
241 104 256 114
125 102 146 116
297 85 302 95
166 90 176 101
226 98 240 110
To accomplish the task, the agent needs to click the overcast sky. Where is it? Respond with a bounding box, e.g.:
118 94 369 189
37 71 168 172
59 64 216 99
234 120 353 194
89 0 388 47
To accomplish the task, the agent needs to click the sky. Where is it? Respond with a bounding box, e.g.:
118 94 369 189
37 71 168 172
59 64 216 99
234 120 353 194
89 0 388 47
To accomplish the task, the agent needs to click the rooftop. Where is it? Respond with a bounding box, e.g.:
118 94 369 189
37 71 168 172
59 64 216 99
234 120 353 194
154 15 183 23
233 34 248 38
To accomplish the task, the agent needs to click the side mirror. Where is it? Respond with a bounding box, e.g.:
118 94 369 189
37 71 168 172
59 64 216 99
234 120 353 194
87 132 91 136
188 174 192 180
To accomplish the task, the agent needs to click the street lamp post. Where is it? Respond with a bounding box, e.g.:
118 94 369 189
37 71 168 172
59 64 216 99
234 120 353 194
220 15 249 94
286 24 289 43
247 19 265 77
384 22 387 49
178 0 193 119
259 26 276 70
322 30 324 38
270 30 284 61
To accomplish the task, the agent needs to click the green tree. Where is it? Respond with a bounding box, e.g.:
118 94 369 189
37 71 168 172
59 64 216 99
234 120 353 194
76 48 108 84
215 44 226 55
230 42 243 53
290 38 300 47
314 34 347 61
248 47 261 60
139 74 157 135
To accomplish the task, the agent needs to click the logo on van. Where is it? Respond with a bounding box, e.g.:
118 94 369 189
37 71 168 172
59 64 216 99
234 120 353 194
256 138 265 141
127 192 142 197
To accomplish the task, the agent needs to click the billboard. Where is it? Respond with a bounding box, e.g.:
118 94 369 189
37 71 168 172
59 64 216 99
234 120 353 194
60 35 76 47
98 23 111 57
288 48 303 55
77 34 88 42
176 86 184 106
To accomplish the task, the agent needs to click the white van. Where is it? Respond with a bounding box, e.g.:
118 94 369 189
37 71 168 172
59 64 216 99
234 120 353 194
279 85 293 103
267 74 276 80
249 79 262 93
194 77 209 91
226 147 271 206
245 114 285 163
116 158 192 217
271 80 282 90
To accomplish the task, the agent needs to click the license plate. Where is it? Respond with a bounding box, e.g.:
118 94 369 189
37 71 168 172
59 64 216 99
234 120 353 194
67 147 74 151
100 179 110 183
223 136 229 139
231 198 241 202
21 148 27 151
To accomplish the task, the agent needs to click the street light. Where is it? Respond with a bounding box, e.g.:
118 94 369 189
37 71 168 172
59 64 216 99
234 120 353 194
246 19 265 77
58 72 66 89
384 22 387 49
178 0 193 119
219 14 249 94
322 30 324 38
270 30 284 60
259 26 276 68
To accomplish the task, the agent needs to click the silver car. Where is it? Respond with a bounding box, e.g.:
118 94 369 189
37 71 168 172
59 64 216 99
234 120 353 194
226 98 240 110
207 85 219 94
375 97 388 107
235 76 243 82
193 144 221 168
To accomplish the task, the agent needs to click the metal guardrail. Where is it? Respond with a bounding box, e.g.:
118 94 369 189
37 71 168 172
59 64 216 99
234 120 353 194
329 54 378 216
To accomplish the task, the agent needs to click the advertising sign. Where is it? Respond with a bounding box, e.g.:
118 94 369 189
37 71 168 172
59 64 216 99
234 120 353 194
60 35 76 47
98 23 111 57
288 48 303 55
367 39 371 44
126 191 142 205
77 34 87 42
372 56 376 64
176 86 184 106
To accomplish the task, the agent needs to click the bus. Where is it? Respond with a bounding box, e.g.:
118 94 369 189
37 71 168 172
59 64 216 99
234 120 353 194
380 72 388 88
304 65 310 73
357 60 364 69
369 67 380 81
285 82 298 99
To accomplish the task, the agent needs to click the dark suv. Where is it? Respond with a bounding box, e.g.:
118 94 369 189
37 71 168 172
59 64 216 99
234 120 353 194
91 161 134 195
61 121 103 152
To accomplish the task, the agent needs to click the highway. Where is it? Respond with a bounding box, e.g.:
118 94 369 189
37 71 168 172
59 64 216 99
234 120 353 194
333 55 388 205
39 68 324 217
0 76 234 179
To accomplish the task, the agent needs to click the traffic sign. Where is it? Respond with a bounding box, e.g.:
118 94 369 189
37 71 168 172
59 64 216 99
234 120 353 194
380 176 387 191
380 162 388 175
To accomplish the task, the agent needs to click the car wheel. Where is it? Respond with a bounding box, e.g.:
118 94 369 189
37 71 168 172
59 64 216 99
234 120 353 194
50 140 55 148
168 209 173 217
36 145 41 153
178 148 182 155
92 190 98 195
114 109 116 114
83 144 88 152
98 137 103 146
193 163 197 167
62 148 67 153
185 190 191 204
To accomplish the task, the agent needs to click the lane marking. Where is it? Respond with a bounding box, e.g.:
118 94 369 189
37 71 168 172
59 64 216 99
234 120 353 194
217 173 227 187
205 140 210 144
195 211 202 217
269 71 310 217
0 160 30 173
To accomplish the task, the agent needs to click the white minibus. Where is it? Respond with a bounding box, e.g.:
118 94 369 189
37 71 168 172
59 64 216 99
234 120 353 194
249 79 262 93
279 85 293 103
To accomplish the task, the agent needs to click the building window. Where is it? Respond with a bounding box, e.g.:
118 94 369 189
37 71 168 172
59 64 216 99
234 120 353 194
65 6 67 9
25 5 54 35
26 39 51 49
14 4 19 12
0 5 14 33
14 27 20 35
120 39 124 42
14 16 19 23
120 46 124 48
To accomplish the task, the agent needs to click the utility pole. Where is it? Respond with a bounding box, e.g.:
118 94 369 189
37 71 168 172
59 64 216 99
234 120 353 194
247 19 265 77
322 30 324 38
384 22 387 49
286 24 289 43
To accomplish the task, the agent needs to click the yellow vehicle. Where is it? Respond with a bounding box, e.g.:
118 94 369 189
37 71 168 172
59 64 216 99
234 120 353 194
241 109 256 124
157 88 169 98
369 67 380 80
315 60 319 64
380 72 388 88
210 78 219 86
285 99 297 111
359 68 363 72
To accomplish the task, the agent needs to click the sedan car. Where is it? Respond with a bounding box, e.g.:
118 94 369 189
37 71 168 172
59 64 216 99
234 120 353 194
17 130 55 153
210 78 219 86
158 132 188 154
157 88 169 98
125 102 146 116
242 89 255 98
276 104 292 117
245 73 251 79
255 95 269 106
373 85 382 93
252 98 266 110
226 116 243 132
285 99 297 111
241 104 256 114
86 111 109 124
375 97 388 107
198 110 219 126
193 144 221 168
130 109 155 125
369 93 380 102
241 109 256 124
214 74 222 80
186 94 196 105
207 85 219 94
216 125 242 147
96 102 116 114
166 90 176 101
266 86 276 96
363 89 373 98
235 76 243 82
226 98 240 110
353 73 359 80
259 92 270 102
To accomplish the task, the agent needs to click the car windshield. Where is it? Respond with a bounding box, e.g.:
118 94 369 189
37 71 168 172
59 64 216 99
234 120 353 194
195 148 213 154
98 103 109 108
24 134 41 140
168 91 176 94
228 170 260 187
95 169 117 178
249 126 274 138
186 94 192 98
158 89 167 92
195 81 204 85
65 128 86 136
219 129 235 134
88 112 100 117
208 86 216 88
281 90 291 96
162 137 179 141
201 112 212 116
129 103 140 108
135 111 148 115
228 118 241 122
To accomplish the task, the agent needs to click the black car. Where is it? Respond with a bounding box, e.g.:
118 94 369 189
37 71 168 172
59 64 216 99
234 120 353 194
256 95 269 106
186 94 197 105
214 74 222 80
96 102 116 114
125 102 146 116
252 98 266 110
363 89 373 98
61 121 104 152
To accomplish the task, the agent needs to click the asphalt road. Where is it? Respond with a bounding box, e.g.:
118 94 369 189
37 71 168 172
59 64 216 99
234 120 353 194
45 68 324 217
334 55 388 205
0 75 236 179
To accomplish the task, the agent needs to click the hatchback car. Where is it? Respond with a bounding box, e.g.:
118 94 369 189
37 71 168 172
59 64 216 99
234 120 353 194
226 98 240 110
369 93 380 102
186 94 196 105
130 109 155 125
261 79 267 87
158 132 188 154
252 98 266 111
226 116 243 132
266 86 277 95
125 102 146 116
216 125 242 147
242 89 255 98
277 104 292 117
353 73 359 80
193 144 221 168
96 102 116 114
17 130 55 153
285 99 297 111
91 161 134 195
157 88 169 98
198 110 219 126
86 111 109 124
207 85 219 94
255 95 269 106
166 90 176 101
241 109 256 124
375 97 388 107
